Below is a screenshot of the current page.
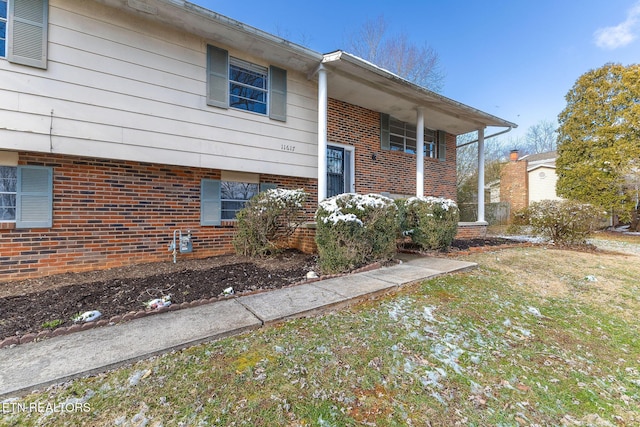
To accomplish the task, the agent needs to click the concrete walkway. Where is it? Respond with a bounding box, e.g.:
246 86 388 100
0 254 476 399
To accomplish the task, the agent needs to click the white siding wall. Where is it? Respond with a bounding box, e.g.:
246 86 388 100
0 0 319 178
528 167 561 203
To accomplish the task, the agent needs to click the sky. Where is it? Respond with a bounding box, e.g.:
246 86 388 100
193 0 639 143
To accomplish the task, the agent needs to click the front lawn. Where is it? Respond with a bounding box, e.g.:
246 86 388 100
3 244 640 426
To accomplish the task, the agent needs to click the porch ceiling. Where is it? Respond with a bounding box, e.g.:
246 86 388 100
322 51 517 136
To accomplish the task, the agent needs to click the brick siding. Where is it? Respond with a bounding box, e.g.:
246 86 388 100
327 99 457 199
0 153 316 282
500 159 529 217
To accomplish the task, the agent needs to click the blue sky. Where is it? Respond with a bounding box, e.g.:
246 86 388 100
194 0 639 142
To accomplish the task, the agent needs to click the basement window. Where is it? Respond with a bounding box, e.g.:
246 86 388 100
221 181 259 220
0 165 16 221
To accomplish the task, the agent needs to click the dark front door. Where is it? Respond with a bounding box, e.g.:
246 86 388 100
327 146 345 198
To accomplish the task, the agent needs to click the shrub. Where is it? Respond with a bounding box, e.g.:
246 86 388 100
233 188 307 257
523 199 602 246
400 196 459 251
315 193 398 274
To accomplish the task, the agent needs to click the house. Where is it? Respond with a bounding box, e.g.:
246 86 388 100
497 150 561 215
0 0 516 281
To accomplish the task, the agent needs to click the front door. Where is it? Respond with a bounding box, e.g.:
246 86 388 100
327 145 352 198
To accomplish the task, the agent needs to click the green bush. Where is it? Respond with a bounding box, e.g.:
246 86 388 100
315 193 398 274
233 188 307 257
400 196 459 251
521 200 602 246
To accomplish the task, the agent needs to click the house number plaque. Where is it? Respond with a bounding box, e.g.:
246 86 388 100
280 144 296 152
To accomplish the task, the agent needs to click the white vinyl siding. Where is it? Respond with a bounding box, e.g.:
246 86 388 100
528 167 561 203
6 0 48 69
0 1 316 177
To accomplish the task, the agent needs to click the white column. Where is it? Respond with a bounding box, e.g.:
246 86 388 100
416 108 424 197
477 127 485 222
317 65 328 203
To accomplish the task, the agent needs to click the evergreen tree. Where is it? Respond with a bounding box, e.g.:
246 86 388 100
556 63 640 226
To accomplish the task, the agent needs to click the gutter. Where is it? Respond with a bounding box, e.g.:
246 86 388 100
456 126 515 148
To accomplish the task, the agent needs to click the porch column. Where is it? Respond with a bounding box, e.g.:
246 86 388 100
317 64 328 203
416 107 424 197
477 127 485 222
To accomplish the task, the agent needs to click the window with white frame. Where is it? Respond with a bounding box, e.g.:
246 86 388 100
229 58 268 115
206 44 287 121
0 165 52 227
0 0 7 58
220 181 259 220
0 165 17 221
384 115 440 159
201 178 276 226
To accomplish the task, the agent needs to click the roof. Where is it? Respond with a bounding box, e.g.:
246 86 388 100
94 0 517 136
94 0 322 73
321 51 517 135
521 151 557 163
521 151 557 171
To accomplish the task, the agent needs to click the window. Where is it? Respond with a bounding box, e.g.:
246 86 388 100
0 165 16 221
201 179 275 226
1 0 48 68
221 181 259 220
0 165 52 227
229 58 267 114
380 113 446 161
0 0 7 58
206 44 287 121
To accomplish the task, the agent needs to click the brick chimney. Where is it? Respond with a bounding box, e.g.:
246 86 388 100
501 150 528 219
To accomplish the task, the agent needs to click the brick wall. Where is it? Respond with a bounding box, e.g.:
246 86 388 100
500 159 529 216
327 99 457 199
455 223 487 239
1 153 316 282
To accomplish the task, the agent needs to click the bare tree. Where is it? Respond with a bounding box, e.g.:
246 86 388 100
456 132 511 204
524 119 557 154
345 15 445 92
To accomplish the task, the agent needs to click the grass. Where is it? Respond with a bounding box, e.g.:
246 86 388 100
40 320 63 330
2 242 640 426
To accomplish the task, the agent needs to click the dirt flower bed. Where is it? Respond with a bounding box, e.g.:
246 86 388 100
0 251 318 344
0 238 519 345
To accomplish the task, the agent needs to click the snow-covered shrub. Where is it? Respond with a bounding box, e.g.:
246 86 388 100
315 193 398 274
399 196 459 251
522 199 601 246
233 188 307 257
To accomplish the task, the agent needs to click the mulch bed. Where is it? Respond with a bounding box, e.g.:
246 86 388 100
0 238 521 347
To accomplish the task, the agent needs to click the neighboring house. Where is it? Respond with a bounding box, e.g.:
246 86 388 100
0 0 516 281
497 150 561 215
